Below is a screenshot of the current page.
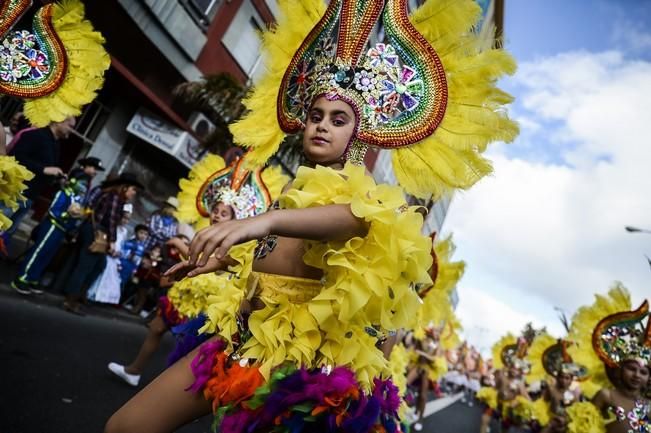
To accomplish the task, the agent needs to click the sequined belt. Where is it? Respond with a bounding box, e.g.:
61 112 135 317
246 272 323 304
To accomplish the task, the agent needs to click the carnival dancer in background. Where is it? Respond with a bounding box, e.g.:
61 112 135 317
478 334 532 433
108 154 287 387
525 333 586 433
564 284 650 433
105 0 518 431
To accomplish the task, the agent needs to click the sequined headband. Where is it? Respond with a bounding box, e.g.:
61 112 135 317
542 340 588 380
278 0 447 164
196 158 272 220
502 338 531 373
592 300 651 368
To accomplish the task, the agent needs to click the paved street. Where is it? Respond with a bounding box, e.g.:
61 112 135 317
0 286 212 433
423 399 485 433
0 254 482 433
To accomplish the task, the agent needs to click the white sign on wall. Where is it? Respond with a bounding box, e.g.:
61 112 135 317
126 107 205 168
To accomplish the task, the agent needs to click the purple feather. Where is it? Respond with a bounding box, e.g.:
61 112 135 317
186 339 225 393
372 377 401 415
342 394 381 433
167 315 210 366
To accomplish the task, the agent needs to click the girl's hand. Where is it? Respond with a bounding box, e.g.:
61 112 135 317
188 214 272 267
164 256 224 280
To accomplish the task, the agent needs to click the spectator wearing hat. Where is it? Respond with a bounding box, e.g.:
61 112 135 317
1 117 76 250
10 169 91 295
62 172 142 315
66 156 104 202
74 156 104 184
143 196 179 252
118 224 150 287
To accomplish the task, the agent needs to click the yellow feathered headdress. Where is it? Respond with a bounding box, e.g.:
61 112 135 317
0 0 110 126
492 333 518 371
492 333 529 373
566 283 633 398
525 332 557 384
175 153 289 231
231 0 518 200
526 333 588 385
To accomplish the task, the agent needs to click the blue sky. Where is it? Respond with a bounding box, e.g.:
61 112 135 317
446 0 651 354
505 0 651 61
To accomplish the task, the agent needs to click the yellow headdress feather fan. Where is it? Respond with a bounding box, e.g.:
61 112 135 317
231 0 518 200
491 333 517 371
566 283 632 398
525 332 557 385
0 0 110 126
393 0 518 199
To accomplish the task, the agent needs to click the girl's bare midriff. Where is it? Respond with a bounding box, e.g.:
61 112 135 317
252 236 323 281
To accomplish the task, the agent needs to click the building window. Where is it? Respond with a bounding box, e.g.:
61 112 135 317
180 0 221 30
222 0 265 80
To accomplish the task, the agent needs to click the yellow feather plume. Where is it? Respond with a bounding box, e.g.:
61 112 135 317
566 283 631 398
24 0 110 127
230 0 326 168
525 332 557 385
232 0 517 201
492 333 517 370
394 0 519 199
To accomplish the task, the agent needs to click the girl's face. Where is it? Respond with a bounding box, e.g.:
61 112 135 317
210 202 235 225
620 360 650 391
303 96 356 165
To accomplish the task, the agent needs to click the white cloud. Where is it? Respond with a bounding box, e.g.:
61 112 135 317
445 50 651 354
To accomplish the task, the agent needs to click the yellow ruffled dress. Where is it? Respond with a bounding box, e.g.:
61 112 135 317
199 162 433 389
0 156 34 231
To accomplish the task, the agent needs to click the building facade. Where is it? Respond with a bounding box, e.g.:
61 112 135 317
10 0 279 223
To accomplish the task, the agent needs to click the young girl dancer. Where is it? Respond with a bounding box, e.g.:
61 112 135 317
105 0 517 431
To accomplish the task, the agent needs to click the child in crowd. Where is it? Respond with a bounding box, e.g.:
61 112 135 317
128 244 163 317
118 224 149 288
87 204 132 305
11 172 90 295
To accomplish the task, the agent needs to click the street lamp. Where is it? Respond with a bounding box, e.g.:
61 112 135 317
625 226 651 234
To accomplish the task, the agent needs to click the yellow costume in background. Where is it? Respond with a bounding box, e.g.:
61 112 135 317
0 156 33 231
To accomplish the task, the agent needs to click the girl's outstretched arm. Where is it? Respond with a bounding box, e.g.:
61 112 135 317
188 204 367 267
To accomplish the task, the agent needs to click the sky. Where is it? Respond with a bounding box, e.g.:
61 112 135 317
443 0 651 355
